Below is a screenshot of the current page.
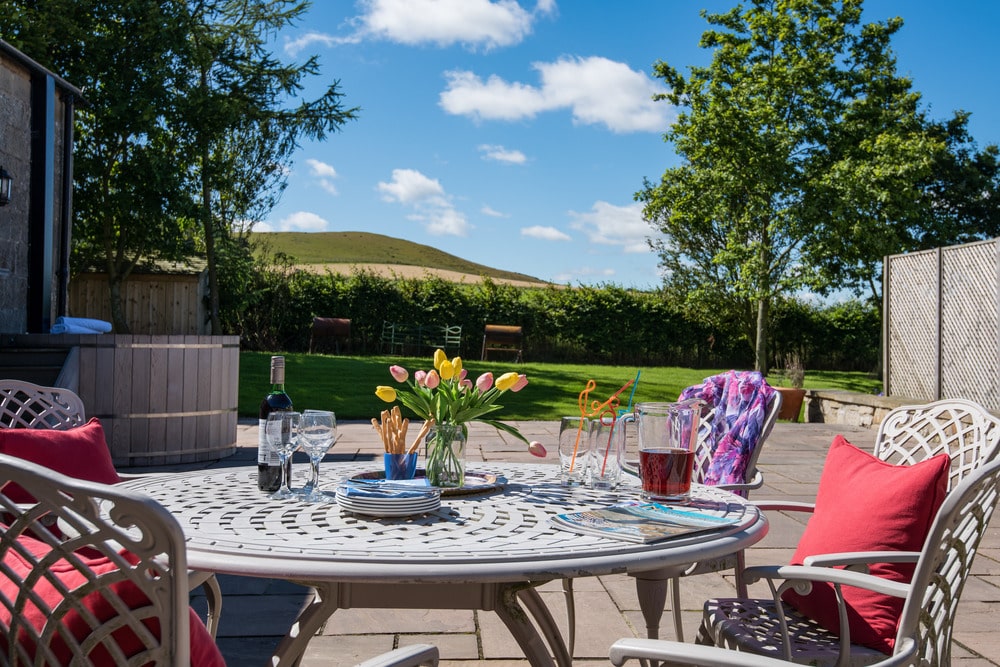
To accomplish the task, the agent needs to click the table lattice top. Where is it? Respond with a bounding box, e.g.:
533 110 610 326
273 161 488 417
118 462 765 583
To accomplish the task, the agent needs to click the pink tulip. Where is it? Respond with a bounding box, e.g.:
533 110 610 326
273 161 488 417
389 365 408 383
425 370 440 389
414 370 427 387
460 379 473 390
510 374 529 392
476 372 494 392
528 441 547 458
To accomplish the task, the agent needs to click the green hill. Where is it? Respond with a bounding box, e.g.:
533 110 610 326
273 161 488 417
251 231 548 284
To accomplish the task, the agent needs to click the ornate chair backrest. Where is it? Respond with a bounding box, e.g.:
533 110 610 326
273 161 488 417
0 453 190 665
687 372 782 495
873 398 1000 489
0 380 86 430
896 455 1000 664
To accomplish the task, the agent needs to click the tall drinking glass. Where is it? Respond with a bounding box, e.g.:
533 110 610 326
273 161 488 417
265 411 301 500
298 409 337 502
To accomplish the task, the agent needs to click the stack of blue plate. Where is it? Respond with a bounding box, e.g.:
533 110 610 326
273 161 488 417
335 481 441 517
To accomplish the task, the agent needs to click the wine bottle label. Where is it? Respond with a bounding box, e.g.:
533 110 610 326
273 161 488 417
258 418 281 465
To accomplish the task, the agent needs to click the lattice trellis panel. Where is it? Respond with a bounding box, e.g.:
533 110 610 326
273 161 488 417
885 239 1000 412
941 242 998 408
886 249 940 401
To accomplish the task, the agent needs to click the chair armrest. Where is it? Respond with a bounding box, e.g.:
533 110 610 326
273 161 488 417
354 644 439 667
752 499 816 513
714 470 764 493
741 564 911 598
803 551 921 569
609 637 918 667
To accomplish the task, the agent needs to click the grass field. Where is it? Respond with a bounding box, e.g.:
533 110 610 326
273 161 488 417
239 351 883 420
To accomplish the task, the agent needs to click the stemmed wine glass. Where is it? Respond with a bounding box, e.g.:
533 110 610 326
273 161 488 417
297 409 338 502
265 411 301 500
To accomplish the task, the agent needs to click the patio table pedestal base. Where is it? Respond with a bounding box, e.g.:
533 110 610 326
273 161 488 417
271 580 571 667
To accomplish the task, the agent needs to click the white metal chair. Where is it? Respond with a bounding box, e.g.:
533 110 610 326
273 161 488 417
0 379 86 429
651 398 1000 666
0 453 440 666
628 373 783 642
559 373 782 652
609 453 1000 667
0 380 227 640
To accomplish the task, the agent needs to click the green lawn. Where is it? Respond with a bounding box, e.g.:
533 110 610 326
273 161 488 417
239 352 882 420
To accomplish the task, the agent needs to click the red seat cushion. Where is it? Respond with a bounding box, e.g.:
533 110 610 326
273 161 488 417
0 418 120 502
781 435 949 654
0 534 225 666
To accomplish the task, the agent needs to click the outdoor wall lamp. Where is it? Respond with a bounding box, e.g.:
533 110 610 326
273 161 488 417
0 167 11 207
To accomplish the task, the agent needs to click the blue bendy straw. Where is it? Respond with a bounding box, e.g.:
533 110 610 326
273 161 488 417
618 370 641 416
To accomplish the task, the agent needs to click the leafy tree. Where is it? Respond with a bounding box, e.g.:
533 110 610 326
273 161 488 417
640 0 951 372
2 0 197 331
176 0 359 333
2 0 358 333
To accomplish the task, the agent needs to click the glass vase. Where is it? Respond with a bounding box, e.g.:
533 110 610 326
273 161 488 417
425 422 467 488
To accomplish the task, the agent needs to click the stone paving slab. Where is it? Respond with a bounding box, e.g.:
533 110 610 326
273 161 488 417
132 419 1000 665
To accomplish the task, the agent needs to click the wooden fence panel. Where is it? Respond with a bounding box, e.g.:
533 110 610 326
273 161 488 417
68 272 208 335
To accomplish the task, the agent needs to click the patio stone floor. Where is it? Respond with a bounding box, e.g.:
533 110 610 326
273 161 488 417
137 419 1000 666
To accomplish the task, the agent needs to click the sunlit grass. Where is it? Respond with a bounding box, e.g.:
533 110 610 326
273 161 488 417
239 352 882 420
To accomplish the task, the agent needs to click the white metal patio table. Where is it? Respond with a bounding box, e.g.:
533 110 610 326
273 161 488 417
116 461 768 667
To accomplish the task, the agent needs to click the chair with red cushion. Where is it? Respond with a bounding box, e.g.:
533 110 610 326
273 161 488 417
609 452 1000 666
656 398 1000 666
0 453 440 667
0 379 86 430
0 381 226 639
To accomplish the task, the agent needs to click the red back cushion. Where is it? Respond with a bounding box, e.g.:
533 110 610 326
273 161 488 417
0 534 225 666
0 418 120 502
782 435 949 654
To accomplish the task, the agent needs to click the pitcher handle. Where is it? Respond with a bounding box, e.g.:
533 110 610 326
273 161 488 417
618 413 639 479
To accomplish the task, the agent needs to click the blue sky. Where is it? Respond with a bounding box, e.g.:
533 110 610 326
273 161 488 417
259 0 1000 289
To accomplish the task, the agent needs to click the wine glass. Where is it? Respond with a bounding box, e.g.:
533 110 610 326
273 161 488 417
265 411 301 500
297 409 338 502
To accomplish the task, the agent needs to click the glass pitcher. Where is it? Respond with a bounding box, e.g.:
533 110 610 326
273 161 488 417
620 399 704 502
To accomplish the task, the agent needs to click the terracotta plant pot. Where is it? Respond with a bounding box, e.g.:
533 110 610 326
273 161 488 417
775 387 806 422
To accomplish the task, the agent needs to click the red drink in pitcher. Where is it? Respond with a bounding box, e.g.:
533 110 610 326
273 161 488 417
639 447 694 500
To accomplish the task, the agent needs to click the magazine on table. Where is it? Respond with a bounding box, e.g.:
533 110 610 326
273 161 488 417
551 501 743 544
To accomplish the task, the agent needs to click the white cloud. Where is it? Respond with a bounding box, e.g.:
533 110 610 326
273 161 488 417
307 158 339 195
440 56 671 133
259 211 330 232
377 168 445 204
481 205 508 218
284 31 355 57
521 225 570 241
568 201 652 252
354 0 547 50
378 168 471 236
478 144 527 164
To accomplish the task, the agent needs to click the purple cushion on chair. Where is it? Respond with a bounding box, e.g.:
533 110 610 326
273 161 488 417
679 371 775 485
0 418 120 503
782 435 949 654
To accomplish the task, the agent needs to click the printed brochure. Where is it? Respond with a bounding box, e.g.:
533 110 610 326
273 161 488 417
551 502 742 544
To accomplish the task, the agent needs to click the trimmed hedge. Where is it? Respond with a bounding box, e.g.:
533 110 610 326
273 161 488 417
219 260 880 371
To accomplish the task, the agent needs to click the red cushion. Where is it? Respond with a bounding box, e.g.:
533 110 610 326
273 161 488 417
0 418 120 502
0 534 225 666
782 435 949 653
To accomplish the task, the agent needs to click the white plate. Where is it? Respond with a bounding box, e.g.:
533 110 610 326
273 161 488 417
337 496 441 517
335 491 439 507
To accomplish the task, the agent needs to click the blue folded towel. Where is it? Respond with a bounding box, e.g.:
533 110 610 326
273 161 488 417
51 316 113 334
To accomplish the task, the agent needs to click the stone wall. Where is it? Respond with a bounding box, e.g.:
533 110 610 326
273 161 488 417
804 389 918 429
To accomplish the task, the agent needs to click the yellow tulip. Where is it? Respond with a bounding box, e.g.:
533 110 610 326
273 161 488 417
495 372 519 391
439 359 455 381
433 349 447 370
451 356 463 376
375 386 397 402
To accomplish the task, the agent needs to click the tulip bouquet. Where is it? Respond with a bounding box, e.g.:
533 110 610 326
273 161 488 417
376 349 545 486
